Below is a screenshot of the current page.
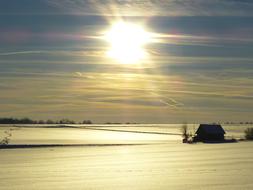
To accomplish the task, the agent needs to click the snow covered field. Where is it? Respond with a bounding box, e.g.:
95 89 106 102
0 125 253 190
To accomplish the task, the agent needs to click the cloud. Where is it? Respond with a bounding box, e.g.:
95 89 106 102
1 66 253 122
47 0 253 16
0 51 44 56
0 49 105 58
152 33 253 47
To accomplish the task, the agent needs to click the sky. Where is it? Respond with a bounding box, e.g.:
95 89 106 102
0 0 253 123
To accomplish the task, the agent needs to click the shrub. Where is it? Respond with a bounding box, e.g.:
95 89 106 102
0 137 10 145
244 128 253 140
0 130 12 145
181 123 190 142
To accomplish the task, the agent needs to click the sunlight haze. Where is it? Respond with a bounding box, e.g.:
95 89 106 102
0 0 253 123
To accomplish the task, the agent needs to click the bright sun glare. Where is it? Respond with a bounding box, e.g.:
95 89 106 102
105 22 151 64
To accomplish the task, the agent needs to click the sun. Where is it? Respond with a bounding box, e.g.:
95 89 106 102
105 22 151 64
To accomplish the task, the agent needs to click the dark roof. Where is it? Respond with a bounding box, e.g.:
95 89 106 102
196 124 226 135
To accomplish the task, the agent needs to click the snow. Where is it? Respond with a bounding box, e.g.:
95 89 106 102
0 125 253 190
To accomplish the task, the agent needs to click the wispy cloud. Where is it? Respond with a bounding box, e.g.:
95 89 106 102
153 33 253 46
47 0 253 16
1 67 253 122
0 49 105 58
0 51 44 56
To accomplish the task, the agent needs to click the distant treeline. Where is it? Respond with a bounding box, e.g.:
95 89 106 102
224 121 253 125
0 118 92 124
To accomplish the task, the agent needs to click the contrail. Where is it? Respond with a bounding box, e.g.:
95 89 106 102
149 91 184 109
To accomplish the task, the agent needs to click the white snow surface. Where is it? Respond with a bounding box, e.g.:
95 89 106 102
0 124 253 190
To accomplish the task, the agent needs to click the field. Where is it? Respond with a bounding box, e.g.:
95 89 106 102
0 124 253 190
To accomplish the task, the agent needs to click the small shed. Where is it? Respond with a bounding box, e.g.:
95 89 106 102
194 124 226 141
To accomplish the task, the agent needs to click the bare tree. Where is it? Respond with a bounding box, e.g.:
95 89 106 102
181 123 189 142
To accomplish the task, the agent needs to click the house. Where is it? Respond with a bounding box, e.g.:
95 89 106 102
194 124 226 142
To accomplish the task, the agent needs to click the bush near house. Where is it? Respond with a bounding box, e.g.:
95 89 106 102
245 128 253 140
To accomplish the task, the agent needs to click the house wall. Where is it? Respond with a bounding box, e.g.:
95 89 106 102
195 133 224 141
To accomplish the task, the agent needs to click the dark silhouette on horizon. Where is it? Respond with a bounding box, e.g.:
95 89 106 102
0 117 92 125
194 124 225 142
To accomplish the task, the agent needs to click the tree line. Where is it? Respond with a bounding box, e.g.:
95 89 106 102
0 117 92 124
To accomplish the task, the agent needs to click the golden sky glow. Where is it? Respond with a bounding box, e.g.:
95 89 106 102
1 1 253 123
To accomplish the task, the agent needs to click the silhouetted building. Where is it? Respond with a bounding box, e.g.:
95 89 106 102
194 124 225 142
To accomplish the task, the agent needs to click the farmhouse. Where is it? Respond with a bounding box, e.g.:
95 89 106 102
194 124 226 142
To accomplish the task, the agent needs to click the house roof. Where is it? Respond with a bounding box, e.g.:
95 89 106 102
196 124 226 135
